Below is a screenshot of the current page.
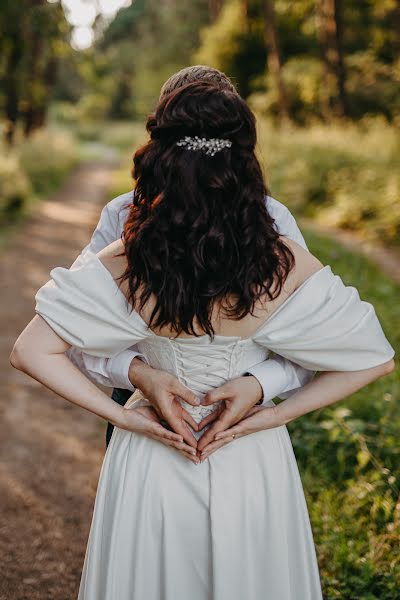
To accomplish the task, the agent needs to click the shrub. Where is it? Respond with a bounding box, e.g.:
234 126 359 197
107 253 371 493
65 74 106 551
18 129 78 196
0 151 31 224
0 127 78 230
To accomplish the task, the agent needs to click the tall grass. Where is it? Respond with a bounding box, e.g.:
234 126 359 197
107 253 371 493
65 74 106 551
291 229 399 599
256 116 400 246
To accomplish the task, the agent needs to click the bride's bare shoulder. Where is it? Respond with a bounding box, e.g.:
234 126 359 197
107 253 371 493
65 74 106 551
280 236 325 288
96 239 128 281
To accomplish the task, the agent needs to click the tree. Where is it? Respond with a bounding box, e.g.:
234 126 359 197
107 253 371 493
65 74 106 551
0 1 27 144
0 0 69 143
393 0 400 59
262 0 289 121
208 0 223 22
316 0 348 118
97 0 210 117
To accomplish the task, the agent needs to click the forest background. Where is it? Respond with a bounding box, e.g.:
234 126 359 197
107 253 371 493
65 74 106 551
2 0 400 246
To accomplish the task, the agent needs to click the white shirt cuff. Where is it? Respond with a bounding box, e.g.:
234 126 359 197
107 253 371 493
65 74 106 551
106 350 149 392
246 359 289 404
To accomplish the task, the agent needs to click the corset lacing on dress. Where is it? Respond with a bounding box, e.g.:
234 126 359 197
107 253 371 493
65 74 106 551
172 337 245 423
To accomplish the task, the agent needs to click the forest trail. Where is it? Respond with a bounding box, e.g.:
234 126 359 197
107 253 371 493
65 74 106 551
0 160 118 600
300 217 400 284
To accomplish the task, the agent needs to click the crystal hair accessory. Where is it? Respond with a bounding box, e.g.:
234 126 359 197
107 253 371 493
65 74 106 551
176 135 232 156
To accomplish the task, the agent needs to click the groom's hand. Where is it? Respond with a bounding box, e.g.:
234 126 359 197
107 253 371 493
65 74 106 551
128 357 200 449
196 375 263 453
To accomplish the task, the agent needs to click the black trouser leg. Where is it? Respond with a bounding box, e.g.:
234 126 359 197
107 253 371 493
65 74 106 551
106 388 132 447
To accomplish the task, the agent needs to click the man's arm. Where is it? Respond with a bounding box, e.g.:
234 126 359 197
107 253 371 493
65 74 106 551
66 347 143 391
67 193 148 389
246 354 315 404
245 196 316 404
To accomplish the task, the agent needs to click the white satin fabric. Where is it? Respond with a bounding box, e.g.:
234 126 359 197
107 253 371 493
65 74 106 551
35 251 395 600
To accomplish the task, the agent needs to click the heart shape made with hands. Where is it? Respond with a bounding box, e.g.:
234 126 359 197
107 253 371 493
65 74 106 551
122 386 277 463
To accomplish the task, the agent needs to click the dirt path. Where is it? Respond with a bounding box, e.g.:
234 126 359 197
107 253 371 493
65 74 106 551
300 217 400 284
0 160 118 600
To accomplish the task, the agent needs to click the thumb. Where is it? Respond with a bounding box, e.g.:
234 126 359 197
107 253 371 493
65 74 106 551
173 381 200 406
202 385 231 406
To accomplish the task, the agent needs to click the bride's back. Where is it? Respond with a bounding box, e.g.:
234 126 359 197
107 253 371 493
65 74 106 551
98 236 324 341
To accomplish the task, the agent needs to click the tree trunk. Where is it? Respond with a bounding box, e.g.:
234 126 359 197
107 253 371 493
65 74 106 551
35 54 58 130
241 0 250 31
208 0 223 22
316 0 348 118
23 0 47 136
316 0 331 120
4 34 23 145
392 0 400 59
262 0 289 122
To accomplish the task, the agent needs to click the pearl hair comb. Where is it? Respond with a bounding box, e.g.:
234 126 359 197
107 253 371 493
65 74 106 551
176 135 232 156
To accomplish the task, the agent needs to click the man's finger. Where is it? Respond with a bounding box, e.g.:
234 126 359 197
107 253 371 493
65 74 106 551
196 406 224 430
201 386 231 406
180 424 199 449
174 417 198 448
173 382 200 407
197 413 233 452
181 409 200 431
158 410 198 448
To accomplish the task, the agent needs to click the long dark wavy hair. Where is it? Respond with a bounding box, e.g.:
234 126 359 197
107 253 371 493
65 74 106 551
120 81 295 339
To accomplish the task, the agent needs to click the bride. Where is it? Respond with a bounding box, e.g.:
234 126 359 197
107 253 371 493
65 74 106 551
11 81 394 599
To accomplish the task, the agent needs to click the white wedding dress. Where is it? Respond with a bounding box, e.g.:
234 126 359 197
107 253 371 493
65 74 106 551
35 251 395 600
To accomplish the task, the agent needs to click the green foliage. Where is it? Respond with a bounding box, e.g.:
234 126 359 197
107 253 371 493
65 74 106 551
0 151 31 224
18 128 77 195
249 56 324 122
193 0 400 122
0 126 78 230
194 1 266 96
287 229 400 599
0 0 71 143
107 123 148 199
81 0 211 119
256 116 400 245
345 52 400 120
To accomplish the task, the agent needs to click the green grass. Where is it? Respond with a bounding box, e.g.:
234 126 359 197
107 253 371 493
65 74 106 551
290 228 399 599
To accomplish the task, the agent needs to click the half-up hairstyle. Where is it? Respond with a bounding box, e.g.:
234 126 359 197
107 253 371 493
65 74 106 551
121 81 295 339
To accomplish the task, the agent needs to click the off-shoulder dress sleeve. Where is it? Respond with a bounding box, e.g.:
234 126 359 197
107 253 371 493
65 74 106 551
35 251 152 357
252 266 395 371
